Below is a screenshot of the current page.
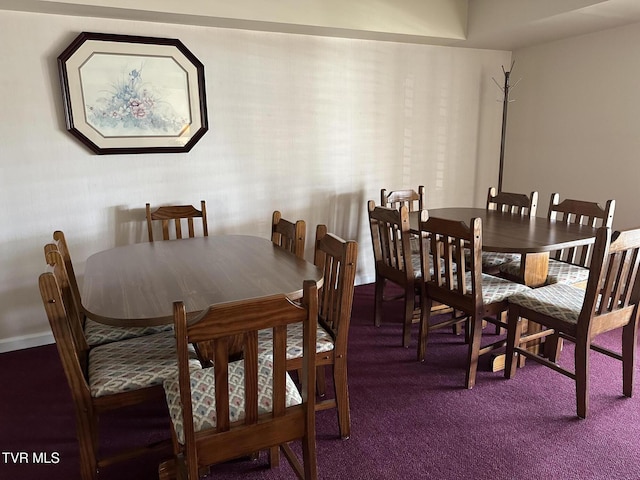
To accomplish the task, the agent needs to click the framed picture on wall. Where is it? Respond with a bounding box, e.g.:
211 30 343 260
57 32 208 155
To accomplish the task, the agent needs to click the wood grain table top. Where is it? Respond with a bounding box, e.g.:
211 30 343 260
82 235 324 327
410 207 598 254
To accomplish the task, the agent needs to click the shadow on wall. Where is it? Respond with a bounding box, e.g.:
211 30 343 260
304 188 368 280
113 205 148 246
328 190 366 244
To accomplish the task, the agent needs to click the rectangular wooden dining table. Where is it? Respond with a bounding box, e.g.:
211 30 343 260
81 235 324 327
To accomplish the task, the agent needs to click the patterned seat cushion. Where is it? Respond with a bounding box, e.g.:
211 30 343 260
545 259 590 285
410 253 452 279
474 272 531 304
499 259 590 286
409 235 421 254
464 250 519 270
431 272 530 304
163 355 302 444
84 318 173 346
480 252 520 268
257 323 334 359
508 283 586 323
88 330 200 398
498 258 522 278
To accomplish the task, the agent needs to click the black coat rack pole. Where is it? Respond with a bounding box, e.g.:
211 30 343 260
497 65 511 193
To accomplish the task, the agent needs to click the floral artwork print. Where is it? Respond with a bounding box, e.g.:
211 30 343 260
80 54 191 137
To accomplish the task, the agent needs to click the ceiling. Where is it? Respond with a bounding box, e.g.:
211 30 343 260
3 0 640 51
458 0 640 50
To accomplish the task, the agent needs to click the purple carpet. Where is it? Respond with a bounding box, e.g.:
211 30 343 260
2 283 640 479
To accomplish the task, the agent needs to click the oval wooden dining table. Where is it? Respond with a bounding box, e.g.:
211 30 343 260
410 207 599 287
81 235 324 327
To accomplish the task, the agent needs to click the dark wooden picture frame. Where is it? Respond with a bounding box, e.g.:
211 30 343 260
57 32 208 155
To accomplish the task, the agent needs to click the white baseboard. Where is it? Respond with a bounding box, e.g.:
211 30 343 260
0 331 54 353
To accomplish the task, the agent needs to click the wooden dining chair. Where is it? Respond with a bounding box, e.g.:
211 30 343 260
272 210 306 259
500 194 615 286
47 231 171 347
368 201 419 348
381 186 426 254
39 271 200 480
159 281 319 480
146 200 208 242
258 225 358 439
381 185 426 212
481 187 539 274
504 226 640 418
544 193 616 285
417 211 531 388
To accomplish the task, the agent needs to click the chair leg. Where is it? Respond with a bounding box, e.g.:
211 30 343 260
504 307 522 379
417 296 433 362
464 316 472 344
316 366 326 397
332 362 351 439
543 333 563 362
301 427 318 479
494 313 504 335
402 290 414 348
175 454 189 480
373 277 384 327
453 320 463 336
268 446 280 467
158 459 177 480
465 313 483 389
75 411 98 480
621 322 637 398
574 336 590 419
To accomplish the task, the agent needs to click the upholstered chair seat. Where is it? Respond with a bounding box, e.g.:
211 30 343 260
499 258 590 286
481 252 520 268
257 323 334 358
545 259 590 285
88 331 200 398
411 252 453 279
472 272 531 304
507 283 585 323
84 319 173 346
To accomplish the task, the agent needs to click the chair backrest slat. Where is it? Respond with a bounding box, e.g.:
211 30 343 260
368 201 413 284
313 225 358 353
420 212 482 306
146 201 208 242
381 186 425 212
486 186 538 217
581 227 640 331
271 210 306 259
271 324 288 417
548 193 615 267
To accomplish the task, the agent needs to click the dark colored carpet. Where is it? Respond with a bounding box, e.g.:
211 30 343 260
2 283 640 479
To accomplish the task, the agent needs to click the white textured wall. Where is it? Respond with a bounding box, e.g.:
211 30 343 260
0 10 509 350
504 22 640 230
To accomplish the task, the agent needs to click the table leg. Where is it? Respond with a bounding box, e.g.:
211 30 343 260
491 252 549 371
520 252 549 288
